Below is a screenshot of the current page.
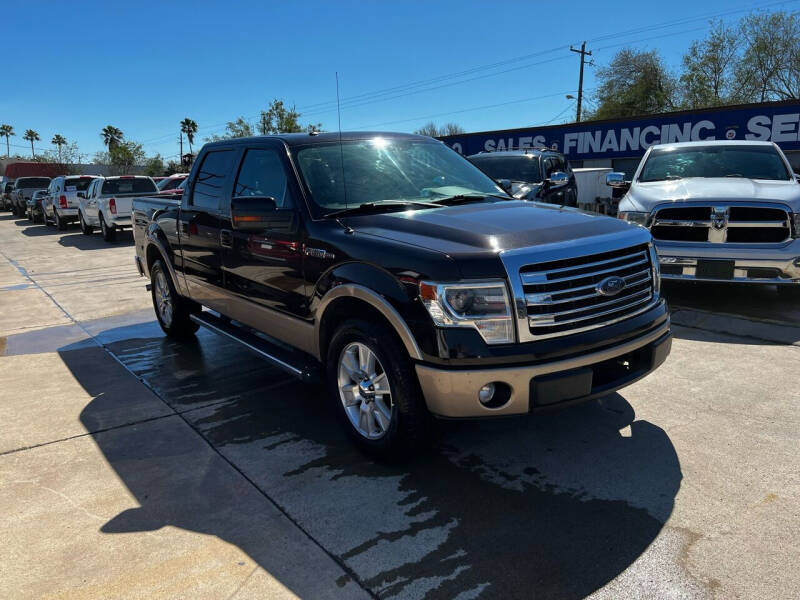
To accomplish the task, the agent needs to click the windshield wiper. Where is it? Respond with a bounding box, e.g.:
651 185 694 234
429 192 511 206
724 173 744 177
324 200 441 218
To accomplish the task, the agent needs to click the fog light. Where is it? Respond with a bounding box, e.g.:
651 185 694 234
478 383 496 405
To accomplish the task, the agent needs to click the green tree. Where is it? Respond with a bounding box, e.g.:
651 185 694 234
257 99 322 135
144 154 166 177
591 48 677 120
736 11 800 102
0 124 14 157
23 129 40 158
164 159 186 175
101 125 124 150
180 118 198 155
205 117 254 142
51 134 67 163
105 141 145 175
414 122 465 137
680 20 747 108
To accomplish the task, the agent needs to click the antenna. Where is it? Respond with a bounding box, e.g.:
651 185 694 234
336 71 349 214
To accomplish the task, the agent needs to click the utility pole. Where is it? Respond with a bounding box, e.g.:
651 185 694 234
179 132 183 160
570 41 592 123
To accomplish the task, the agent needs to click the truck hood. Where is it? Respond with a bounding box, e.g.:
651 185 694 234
623 177 800 211
344 200 637 256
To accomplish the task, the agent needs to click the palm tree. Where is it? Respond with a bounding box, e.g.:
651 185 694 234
101 125 124 150
0 124 14 157
23 129 40 158
180 118 198 155
51 134 67 163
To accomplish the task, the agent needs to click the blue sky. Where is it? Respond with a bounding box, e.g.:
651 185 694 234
3 0 799 161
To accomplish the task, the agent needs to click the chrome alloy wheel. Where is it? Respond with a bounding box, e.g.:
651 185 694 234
153 270 173 327
338 342 393 440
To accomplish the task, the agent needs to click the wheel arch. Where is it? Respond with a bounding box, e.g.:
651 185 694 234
315 284 423 363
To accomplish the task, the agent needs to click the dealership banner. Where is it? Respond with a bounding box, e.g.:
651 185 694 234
439 102 800 159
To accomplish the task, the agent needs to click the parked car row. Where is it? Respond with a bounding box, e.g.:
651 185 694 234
1 174 159 242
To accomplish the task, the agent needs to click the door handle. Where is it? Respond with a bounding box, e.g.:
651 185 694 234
220 229 233 248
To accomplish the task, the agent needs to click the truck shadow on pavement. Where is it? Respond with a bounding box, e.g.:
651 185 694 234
66 327 682 600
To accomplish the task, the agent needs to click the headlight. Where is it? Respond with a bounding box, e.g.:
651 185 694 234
419 280 515 344
618 211 650 227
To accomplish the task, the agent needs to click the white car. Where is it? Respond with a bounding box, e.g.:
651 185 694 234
79 175 158 241
43 175 101 230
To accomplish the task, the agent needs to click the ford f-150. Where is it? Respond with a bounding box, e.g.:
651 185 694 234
133 132 671 456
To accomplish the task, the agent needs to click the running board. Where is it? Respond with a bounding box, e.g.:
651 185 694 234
190 311 319 382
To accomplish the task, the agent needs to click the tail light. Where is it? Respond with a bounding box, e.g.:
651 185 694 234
109 198 117 214
59 195 67 208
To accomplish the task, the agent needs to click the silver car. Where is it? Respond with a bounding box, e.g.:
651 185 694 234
609 141 800 299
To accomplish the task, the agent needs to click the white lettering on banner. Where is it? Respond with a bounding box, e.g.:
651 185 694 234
665 122 691 143
584 131 601 153
518 136 533 148
564 133 579 154
533 135 546 146
640 126 660 148
496 139 507 151
600 130 619 152
691 120 715 140
746 115 771 140
451 142 463 154
771 113 799 142
484 139 496 152
620 128 639 152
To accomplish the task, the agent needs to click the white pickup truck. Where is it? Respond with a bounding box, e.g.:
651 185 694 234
79 176 158 241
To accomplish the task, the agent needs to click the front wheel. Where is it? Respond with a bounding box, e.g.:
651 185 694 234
150 259 199 338
326 319 430 458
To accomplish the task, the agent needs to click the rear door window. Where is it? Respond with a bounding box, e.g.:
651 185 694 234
190 150 237 210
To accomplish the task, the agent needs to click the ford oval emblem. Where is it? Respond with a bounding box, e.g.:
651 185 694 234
596 276 626 297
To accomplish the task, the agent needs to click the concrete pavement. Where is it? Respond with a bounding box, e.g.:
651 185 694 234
1 213 799 599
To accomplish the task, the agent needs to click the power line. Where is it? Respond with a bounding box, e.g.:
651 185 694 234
136 0 798 150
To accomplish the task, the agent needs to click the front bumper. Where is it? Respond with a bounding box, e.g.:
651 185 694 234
656 239 800 285
416 319 671 418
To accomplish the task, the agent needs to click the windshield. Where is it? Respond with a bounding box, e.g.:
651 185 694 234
295 138 504 217
17 177 51 188
101 178 157 194
639 145 791 182
468 155 542 183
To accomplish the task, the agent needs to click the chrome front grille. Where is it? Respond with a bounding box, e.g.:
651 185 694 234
651 204 791 244
520 244 655 339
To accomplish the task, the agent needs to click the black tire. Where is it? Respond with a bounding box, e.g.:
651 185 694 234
100 214 116 242
326 318 430 459
777 285 800 301
54 209 66 230
79 212 93 235
150 259 199 338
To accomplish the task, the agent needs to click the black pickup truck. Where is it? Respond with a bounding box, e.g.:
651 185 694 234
132 132 671 456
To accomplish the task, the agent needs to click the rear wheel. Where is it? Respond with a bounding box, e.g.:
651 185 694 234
326 318 430 458
79 212 93 235
150 259 199 338
100 214 116 242
54 209 66 230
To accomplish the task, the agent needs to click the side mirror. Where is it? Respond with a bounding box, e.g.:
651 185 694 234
231 196 296 233
606 172 629 188
547 171 569 185
497 178 513 193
